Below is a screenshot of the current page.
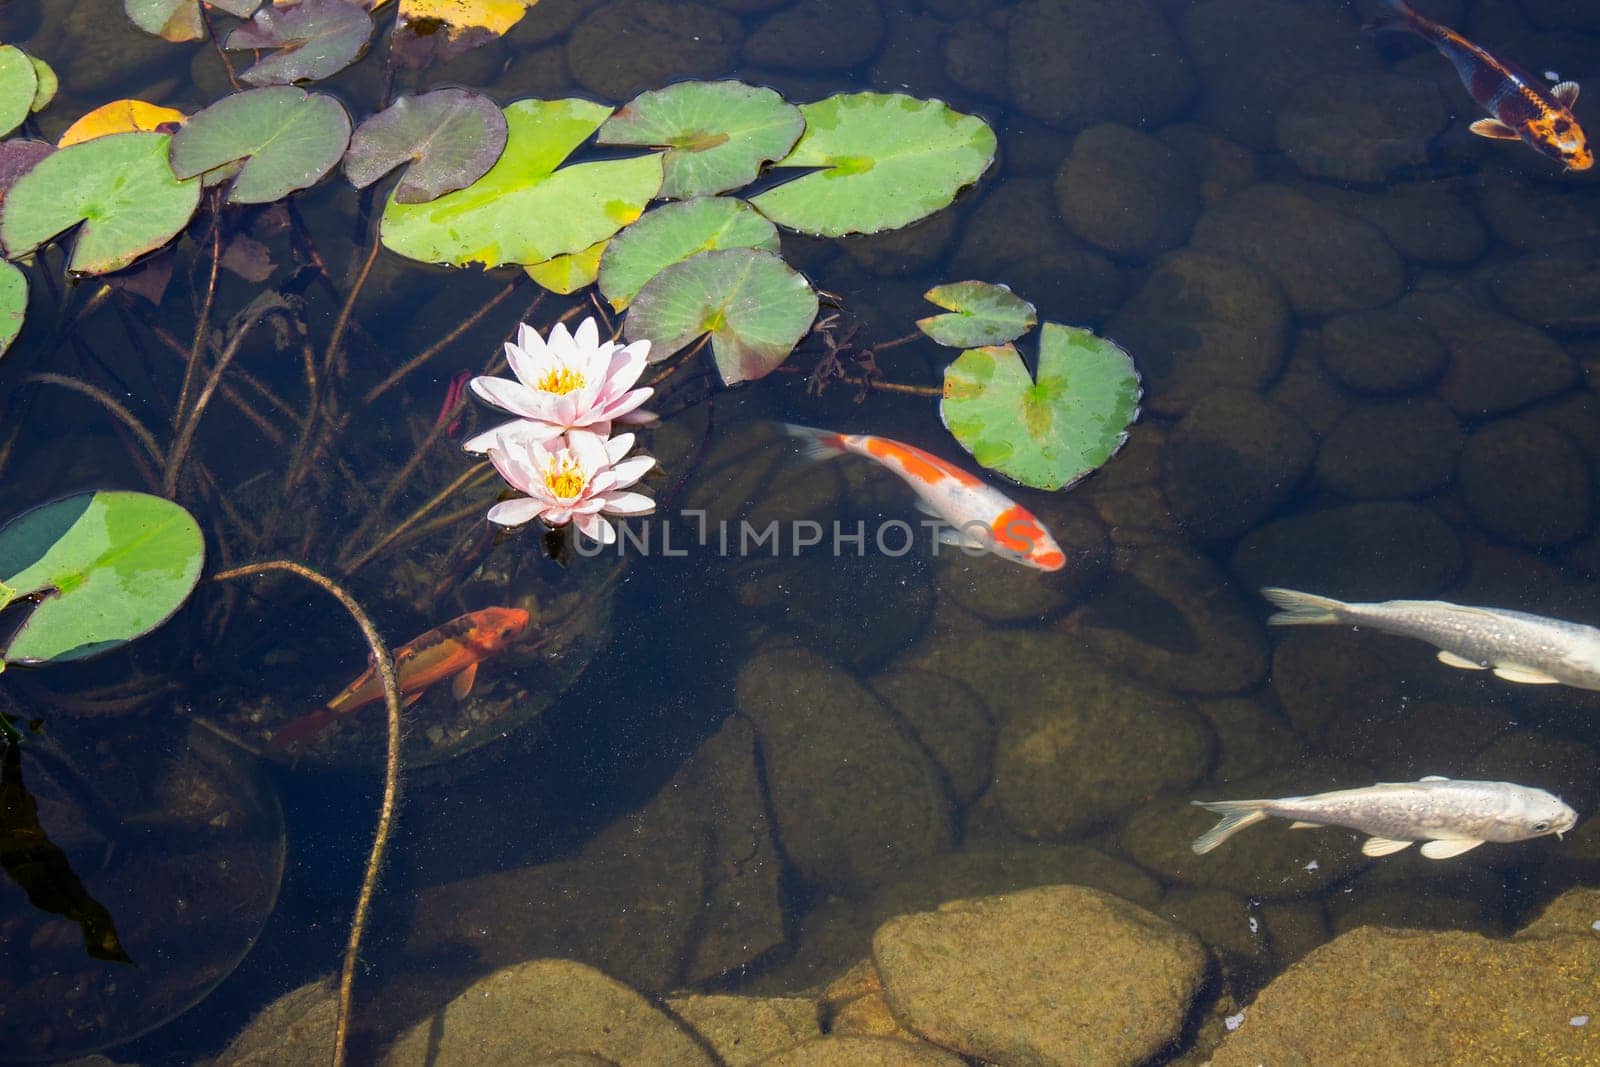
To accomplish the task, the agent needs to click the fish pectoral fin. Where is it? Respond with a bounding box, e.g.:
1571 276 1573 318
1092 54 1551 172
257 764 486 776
1420 838 1483 860
1492 664 1561 685
1554 81 1580 106
935 526 989 550
451 661 480 701
402 691 425 709
1362 836 1414 857
1469 118 1521 140
1288 820 1321 829
1420 775 1450 782
1437 650 1488 670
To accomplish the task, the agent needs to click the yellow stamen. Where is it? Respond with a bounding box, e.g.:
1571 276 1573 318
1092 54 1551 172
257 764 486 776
544 457 586 500
536 366 585 395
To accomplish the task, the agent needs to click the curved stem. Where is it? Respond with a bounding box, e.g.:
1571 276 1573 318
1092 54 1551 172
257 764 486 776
26 373 165 468
340 462 494 575
175 210 222 430
164 301 277 496
210 561 400 1067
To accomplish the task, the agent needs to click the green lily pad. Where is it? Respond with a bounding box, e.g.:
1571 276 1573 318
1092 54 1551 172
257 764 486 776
750 92 995 237
597 81 804 199
0 139 51 201
344 88 508 204
28 57 56 114
0 46 37 139
126 0 260 41
0 258 25 358
225 0 373 86
918 281 1037 348
382 98 663 269
525 238 606 295
169 87 351 204
598 196 779 312
624 247 817 385
940 322 1142 491
0 491 204 665
1 132 200 275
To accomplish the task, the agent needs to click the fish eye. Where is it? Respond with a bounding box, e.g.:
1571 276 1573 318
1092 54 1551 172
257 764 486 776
1534 821 1550 832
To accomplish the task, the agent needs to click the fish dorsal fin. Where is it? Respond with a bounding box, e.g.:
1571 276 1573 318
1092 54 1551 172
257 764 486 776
1363 836 1414 857
1420 775 1450 782
451 660 480 701
1438 650 1488 670
1492 664 1561 685
1554 81 1580 107
1420 838 1483 859
1288 820 1320 829
1470 118 1520 140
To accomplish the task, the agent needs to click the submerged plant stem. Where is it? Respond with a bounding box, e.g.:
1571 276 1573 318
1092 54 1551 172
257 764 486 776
211 561 399 1067
341 462 494 575
174 214 222 432
360 282 526 407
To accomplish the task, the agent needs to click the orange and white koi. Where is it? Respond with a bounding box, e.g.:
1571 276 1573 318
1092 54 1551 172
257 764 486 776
272 606 530 749
1370 0 1591 171
781 423 1067 572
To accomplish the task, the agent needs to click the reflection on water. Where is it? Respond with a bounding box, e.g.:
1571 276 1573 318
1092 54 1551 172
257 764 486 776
3 0 1600 1063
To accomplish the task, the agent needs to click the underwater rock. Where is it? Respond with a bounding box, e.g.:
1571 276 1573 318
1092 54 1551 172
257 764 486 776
1208 927 1600 1066
1306 181 1488 267
867 668 994 807
1158 886 1272 980
1266 629 1406 743
829 989 923 1044
566 1 740 100
1316 309 1449 396
1276 72 1449 183
663 995 821 1066
1106 250 1289 417
993 671 1213 839
506 0 607 44
1515 886 1600 941
1189 185 1406 316
1231 500 1465 605
1260 897 1330 970
1064 536 1270 696
1492 244 1600 333
1459 420 1592 548
736 648 954 895
872 885 1206 1066
1326 859 1508 938
1156 122 1260 206
1265 330 1353 436
1054 124 1200 259
211 977 337 1067
838 209 960 276
383 959 714 1066
1475 170 1600 253
1005 0 1194 131
744 0 885 71
757 1036 966 1066
1161 389 1316 539
1315 397 1463 500
1197 696 1309 786
869 844 1165 920
943 12 1010 102
46 1 191 98
502 45 574 99
935 496 1110 624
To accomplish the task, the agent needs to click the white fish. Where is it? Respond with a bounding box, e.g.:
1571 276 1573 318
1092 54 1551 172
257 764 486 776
1261 587 1600 690
1192 777 1578 859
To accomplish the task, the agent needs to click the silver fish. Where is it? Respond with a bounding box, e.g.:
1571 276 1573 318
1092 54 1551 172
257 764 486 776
1261 587 1600 690
1191 776 1578 859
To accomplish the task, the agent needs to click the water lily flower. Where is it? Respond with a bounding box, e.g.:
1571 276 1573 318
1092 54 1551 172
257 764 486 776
485 429 655 545
463 317 655 454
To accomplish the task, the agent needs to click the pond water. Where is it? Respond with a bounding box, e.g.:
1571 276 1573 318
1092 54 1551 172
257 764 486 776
3 0 1600 1063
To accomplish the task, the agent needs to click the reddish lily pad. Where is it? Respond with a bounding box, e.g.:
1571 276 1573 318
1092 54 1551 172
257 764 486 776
226 0 374 86
344 88 507 204
0 140 54 202
391 0 535 69
170 87 352 204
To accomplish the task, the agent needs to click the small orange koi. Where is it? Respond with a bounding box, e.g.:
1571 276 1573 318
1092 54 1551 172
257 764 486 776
273 606 530 749
1370 0 1591 171
782 423 1067 571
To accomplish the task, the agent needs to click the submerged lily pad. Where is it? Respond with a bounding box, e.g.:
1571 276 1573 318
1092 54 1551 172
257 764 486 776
344 88 507 204
598 81 804 199
751 92 995 237
0 46 37 139
0 491 204 664
392 0 534 68
382 98 662 269
58 99 186 147
0 259 24 357
598 196 779 311
624 247 817 385
525 239 607 295
170 87 351 204
2 133 200 274
918 281 1036 348
226 0 373 86
941 323 1142 491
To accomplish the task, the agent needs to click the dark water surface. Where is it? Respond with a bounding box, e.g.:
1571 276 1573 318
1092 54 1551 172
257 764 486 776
4 0 1600 1062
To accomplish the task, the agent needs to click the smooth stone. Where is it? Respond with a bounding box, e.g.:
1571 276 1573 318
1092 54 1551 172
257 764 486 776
756 1036 965 1066
1306 181 1488 267
993 672 1214 838
1315 398 1463 499
736 649 954 895
1260 898 1329 969
566 1 740 100
1231 501 1465 603
943 12 1009 101
873 886 1207 1067
1158 886 1272 977
1156 122 1260 206
212 978 336 1067
1317 309 1449 395
505 0 607 44
1189 185 1406 315
1458 420 1592 548
1268 628 1411 744
1065 537 1270 696
1197 697 1309 786
867 668 995 806
1106 250 1289 417
742 0 885 72
1321 698 1511 784
1055 123 1200 258
1266 330 1352 435
934 496 1110 623
1492 243 1600 332
383 960 713 1066
663 995 820 1066
1475 170 1600 253
1005 0 1194 130
828 989 921 1043
1277 72 1449 182
1209 927 1600 1066
1161 389 1316 539
1326 860 1507 938
838 210 959 276
868 844 1165 921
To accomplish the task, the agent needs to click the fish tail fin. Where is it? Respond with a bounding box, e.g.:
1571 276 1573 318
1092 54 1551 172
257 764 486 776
1364 0 1417 33
779 422 849 462
272 707 336 750
1260 587 1350 627
1190 800 1271 854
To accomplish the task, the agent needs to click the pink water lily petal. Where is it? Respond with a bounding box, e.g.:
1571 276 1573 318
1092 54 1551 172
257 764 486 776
602 344 649 395
487 497 543 528
601 490 654 515
577 512 615 544
572 496 607 514
566 429 611 472
503 338 539 387
587 468 619 495
486 445 539 496
572 316 600 356
617 407 658 426
603 432 637 463
470 375 550 420
607 455 655 489
462 417 563 455
599 387 653 421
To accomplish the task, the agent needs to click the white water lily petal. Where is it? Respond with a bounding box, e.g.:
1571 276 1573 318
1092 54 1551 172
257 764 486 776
487 497 543 527
566 428 610 471
601 490 655 515
618 407 658 425
607 455 655 489
462 417 564 455
470 375 547 419
577 512 615 544
603 432 637 463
